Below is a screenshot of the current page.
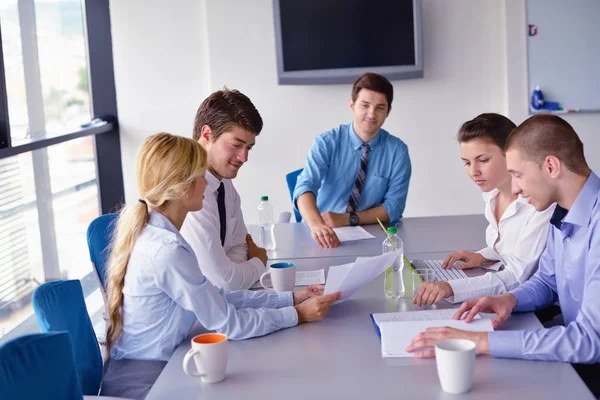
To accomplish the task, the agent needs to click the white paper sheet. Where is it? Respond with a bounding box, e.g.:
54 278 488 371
250 269 326 289
375 310 493 358
295 269 326 286
332 226 376 242
372 308 467 324
323 252 400 300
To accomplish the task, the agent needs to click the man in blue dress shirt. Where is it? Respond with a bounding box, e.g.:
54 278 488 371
406 114 600 397
294 73 412 248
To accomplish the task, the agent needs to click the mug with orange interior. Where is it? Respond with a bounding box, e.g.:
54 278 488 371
182 333 228 383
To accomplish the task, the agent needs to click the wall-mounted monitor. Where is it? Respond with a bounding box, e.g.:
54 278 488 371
273 0 423 85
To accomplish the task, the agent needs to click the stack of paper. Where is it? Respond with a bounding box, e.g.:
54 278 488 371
371 309 494 358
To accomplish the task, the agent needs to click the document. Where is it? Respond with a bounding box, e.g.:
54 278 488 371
370 309 493 358
250 269 326 289
332 226 376 242
324 251 400 301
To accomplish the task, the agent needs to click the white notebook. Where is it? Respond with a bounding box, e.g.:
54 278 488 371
371 309 494 358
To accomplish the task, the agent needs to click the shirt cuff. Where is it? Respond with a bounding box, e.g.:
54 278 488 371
488 330 523 359
248 257 267 277
274 291 295 309
279 306 299 328
510 288 532 313
477 247 498 261
446 279 472 304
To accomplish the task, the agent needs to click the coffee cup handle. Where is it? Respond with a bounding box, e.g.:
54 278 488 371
260 271 274 291
183 348 205 377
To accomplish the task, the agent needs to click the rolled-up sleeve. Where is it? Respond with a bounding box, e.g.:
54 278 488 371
293 135 332 208
382 143 411 222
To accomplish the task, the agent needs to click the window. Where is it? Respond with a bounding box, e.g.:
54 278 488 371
0 0 122 342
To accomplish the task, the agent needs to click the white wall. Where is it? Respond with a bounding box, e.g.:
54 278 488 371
110 0 600 224
110 0 211 203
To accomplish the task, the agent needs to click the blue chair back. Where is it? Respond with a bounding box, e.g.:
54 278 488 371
32 280 103 396
0 332 84 400
86 213 118 291
286 168 303 222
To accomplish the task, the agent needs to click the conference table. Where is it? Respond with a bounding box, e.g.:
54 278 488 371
146 215 593 399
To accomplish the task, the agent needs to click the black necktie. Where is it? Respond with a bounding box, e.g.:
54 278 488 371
217 182 226 246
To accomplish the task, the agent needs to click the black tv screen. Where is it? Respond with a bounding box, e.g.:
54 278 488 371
273 0 423 85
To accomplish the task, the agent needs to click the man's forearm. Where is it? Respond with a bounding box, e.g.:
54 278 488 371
356 205 389 225
297 192 323 227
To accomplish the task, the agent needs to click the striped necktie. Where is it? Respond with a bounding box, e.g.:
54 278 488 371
347 143 370 213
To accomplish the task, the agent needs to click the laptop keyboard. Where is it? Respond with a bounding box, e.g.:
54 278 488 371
411 259 468 282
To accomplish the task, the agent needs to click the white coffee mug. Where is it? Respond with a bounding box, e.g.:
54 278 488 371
182 333 228 383
435 339 476 394
260 262 296 292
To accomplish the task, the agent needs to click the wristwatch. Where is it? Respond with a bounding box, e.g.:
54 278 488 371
348 212 359 226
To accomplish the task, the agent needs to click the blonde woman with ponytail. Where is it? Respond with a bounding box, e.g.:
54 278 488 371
100 133 341 399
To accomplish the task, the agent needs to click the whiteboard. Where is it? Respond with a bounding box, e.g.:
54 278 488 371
526 0 600 112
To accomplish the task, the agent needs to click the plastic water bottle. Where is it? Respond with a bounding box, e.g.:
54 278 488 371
383 227 404 299
531 85 544 110
257 196 276 250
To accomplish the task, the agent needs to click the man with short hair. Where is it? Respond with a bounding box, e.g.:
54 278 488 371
181 89 267 291
407 114 600 397
294 73 412 248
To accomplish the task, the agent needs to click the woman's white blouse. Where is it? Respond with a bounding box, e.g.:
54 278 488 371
110 211 297 362
447 189 555 303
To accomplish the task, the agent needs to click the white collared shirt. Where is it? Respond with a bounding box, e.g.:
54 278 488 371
111 210 297 362
181 171 265 290
447 189 555 303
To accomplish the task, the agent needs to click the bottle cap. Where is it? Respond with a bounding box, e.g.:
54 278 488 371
386 227 397 235
261 196 269 201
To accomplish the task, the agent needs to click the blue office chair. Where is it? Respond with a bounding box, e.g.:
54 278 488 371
286 168 303 222
0 332 84 400
86 213 119 297
32 280 103 396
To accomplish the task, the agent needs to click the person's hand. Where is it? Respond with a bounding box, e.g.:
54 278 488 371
321 211 349 228
308 221 341 248
413 281 454 306
292 285 324 305
453 293 518 329
246 234 268 265
442 250 486 269
406 328 490 358
295 292 342 323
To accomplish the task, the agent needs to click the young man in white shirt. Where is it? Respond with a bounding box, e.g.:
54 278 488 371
180 89 268 291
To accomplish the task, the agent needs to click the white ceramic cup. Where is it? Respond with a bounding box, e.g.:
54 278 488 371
260 262 296 292
182 333 228 383
435 339 476 394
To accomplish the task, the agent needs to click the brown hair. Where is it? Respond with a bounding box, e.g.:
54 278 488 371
351 73 393 109
457 113 517 150
505 114 589 176
192 88 263 142
105 133 207 354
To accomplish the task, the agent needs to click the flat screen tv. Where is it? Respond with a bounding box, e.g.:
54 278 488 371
273 0 423 85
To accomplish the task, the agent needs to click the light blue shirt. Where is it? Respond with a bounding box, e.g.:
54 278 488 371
489 171 600 363
111 211 298 362
293 122 411 222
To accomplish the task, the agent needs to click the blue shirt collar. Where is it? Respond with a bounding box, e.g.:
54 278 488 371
551 171 600 228
348 122 384 150
148 209 181 236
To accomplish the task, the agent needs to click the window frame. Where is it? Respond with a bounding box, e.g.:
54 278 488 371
0 0 123 343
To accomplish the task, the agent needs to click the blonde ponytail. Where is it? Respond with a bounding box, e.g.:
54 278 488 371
105 133 207 353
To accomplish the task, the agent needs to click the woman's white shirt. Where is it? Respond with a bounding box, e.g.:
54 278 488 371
110 211 297 362
447 189 555 303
